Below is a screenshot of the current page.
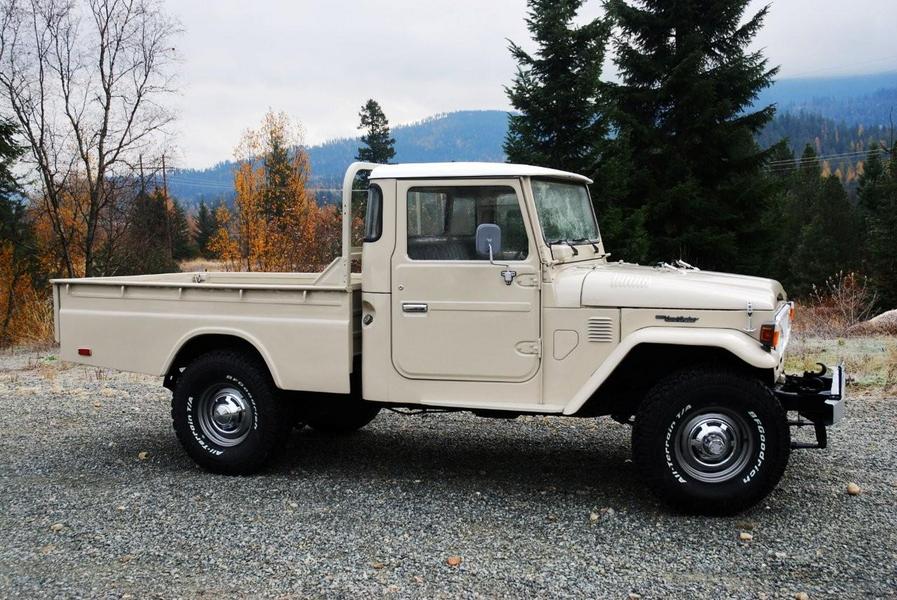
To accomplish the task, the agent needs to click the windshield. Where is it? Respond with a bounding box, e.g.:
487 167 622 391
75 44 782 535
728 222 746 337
531 179 600 244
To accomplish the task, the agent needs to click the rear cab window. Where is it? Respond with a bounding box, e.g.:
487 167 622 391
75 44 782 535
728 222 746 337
364 184 383 243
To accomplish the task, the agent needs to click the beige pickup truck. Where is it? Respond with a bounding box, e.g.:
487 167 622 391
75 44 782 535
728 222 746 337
53 161 844 514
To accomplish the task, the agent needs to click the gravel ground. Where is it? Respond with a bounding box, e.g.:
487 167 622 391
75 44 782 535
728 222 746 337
1 350 895 599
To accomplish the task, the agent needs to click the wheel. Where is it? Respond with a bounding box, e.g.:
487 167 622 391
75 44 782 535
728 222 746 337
303 397 381 434
171 350 291 475
632 366 790 515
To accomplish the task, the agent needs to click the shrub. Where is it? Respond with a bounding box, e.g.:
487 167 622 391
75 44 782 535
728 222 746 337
793 271 877 337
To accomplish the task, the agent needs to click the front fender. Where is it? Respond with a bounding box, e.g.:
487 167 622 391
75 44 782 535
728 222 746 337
562 327 778 415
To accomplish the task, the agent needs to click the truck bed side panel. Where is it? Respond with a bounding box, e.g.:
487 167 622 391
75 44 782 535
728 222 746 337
54 281 354 394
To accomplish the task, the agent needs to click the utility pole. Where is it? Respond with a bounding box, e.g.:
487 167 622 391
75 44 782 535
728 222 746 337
161 152 173 261
139 154 146 195
161 153 168 197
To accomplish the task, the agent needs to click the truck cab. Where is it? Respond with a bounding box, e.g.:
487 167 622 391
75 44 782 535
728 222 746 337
52 161 844 514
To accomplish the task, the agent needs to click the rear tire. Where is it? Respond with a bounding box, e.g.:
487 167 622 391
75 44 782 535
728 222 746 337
304 397 381 434
171 350 290 475
632 366 790 515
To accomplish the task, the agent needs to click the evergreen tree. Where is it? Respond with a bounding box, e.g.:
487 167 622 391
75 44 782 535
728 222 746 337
356 100 396 164
169 198 196 260
857 147 886 231
862 143 897 309
263 123 293 222
789 174 859 294
0 118 34 267
0 117 39 344
761 145 861 296
605 0 778 271
504 0 610 180
122 188 179 274
0 118 21 200
195 201 217 258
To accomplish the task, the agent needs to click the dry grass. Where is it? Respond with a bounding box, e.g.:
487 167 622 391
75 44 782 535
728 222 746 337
5 293 55 348
786 334 897 391
177 257 228 272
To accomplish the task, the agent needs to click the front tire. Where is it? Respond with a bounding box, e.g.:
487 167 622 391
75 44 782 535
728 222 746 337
171 350 290 475
632 367 790 515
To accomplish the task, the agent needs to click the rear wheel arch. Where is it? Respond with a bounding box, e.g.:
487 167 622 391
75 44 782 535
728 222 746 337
164 333 277 391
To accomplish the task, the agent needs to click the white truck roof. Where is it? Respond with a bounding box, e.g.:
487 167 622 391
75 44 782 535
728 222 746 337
368 162 593 184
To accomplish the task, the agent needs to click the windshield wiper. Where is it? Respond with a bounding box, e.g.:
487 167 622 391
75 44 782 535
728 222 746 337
571 237 601 253
547 238 578 256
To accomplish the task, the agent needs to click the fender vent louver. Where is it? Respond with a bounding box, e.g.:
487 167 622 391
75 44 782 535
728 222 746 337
587 317 614 343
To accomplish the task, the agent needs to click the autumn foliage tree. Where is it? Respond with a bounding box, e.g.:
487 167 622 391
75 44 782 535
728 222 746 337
210 111 341 272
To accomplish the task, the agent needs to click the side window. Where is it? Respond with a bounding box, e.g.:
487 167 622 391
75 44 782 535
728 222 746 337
406 186 529 261
364 184 383 243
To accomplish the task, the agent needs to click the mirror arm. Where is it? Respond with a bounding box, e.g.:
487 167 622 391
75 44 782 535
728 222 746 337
487 241 509 268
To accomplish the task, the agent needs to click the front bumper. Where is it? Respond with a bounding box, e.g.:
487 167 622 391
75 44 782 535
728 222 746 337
774 363 845 449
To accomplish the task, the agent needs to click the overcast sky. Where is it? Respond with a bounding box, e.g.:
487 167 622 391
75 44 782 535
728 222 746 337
165 0 897 168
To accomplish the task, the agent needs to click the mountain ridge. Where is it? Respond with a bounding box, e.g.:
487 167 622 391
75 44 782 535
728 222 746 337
166 71 897 206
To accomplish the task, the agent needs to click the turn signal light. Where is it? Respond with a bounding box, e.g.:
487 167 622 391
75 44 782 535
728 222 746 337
759 324 779 349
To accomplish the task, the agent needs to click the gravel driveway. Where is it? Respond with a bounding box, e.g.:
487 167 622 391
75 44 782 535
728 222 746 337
1 350 895 599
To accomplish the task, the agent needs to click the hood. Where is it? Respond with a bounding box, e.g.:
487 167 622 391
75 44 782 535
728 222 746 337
571 262 785 310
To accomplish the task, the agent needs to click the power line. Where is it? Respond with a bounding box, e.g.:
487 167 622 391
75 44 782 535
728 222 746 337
766 147 888 167
765 147 889 169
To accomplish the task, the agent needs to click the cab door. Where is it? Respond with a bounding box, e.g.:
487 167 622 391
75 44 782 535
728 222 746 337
391 179 541 384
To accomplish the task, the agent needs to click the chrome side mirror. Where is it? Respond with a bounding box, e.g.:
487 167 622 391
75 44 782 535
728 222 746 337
475 223 502 262
475 223 516 286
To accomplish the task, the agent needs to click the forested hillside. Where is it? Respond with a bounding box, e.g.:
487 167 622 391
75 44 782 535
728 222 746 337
168 110 508 205
758 112 893 184
168 73 897 206
756 71 897 125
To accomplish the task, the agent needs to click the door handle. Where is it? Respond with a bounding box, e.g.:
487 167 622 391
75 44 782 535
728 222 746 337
402 302 428 313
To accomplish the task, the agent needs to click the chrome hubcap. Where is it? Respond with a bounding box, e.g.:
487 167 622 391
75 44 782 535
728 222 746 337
673 410 753 483
197 386 252 447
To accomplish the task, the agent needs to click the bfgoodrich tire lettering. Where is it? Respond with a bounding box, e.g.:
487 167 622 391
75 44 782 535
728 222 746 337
633 367 790 515
172 350 290 475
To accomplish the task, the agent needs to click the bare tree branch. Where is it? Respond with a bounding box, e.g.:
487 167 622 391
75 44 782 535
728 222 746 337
0 0 179 276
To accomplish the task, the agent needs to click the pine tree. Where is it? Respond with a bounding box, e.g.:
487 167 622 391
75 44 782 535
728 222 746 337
0 118 21 200
761 146 861 296
857 147 886 229
789 174 858 294
169 198 196 260
122 188 179 274
356 100 396 164
263 120 293 222
504 0 610 179
605 0 778 271
194 201 217 258
0 117 39 344
863 143 897 309
0 118 33 261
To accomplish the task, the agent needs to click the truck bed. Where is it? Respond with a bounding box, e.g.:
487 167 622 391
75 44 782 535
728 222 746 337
52 271 362 394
